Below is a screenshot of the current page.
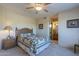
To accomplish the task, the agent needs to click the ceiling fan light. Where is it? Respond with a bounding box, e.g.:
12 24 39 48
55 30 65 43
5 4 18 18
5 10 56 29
35 7 42 11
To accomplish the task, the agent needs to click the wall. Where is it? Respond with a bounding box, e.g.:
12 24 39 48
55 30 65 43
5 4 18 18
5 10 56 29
36 17 50 39
58 8 79 48
0 5 36 49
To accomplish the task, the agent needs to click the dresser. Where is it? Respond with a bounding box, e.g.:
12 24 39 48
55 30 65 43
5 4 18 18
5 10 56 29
2 39 16 50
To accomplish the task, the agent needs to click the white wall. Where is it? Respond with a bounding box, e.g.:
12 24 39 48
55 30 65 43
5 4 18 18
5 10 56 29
0 5 36 49
36 17 50 39
58 8 79 48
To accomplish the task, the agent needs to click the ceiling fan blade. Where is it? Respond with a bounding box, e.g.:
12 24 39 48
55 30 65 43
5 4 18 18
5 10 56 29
44 3 51 5
44 9 48 12
26 7 34 9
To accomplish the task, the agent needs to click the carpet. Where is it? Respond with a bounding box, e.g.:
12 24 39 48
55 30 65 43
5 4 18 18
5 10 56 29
0 43 78 56
0 47 27 56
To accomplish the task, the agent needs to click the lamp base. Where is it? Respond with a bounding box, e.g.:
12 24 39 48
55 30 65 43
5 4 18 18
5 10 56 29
7 36 11 39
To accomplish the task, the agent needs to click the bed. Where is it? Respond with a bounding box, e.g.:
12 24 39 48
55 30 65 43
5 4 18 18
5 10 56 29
16 28 50 56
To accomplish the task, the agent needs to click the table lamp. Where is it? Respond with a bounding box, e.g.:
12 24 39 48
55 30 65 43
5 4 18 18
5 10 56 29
4 26 12 39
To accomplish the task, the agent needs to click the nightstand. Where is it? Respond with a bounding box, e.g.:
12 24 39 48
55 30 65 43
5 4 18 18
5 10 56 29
2 39 16 50
74 44 79 53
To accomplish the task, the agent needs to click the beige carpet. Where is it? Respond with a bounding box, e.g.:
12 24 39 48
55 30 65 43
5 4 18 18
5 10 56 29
0 47 27 56
37 44 77 56
0 43 78 56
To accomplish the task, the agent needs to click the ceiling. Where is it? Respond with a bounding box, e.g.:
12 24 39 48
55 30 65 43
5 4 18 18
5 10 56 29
0 3 79 19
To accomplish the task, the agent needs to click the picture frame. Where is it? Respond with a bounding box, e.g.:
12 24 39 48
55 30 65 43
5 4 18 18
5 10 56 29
39 24 43 29
67 19 79 28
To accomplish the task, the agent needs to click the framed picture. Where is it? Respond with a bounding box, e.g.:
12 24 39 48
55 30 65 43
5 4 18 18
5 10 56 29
39 24 43 29
67 19 79 28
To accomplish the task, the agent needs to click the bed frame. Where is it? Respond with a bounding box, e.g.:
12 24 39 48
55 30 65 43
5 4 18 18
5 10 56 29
15 28 50 56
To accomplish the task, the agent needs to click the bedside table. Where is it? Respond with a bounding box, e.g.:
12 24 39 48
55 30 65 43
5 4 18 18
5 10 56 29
74 44 79 53
2 39 16 50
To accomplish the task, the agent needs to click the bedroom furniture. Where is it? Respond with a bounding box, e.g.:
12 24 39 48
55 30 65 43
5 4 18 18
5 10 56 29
74 44 79 53
3 26 12 39
2 39 16 50
16 28 50 56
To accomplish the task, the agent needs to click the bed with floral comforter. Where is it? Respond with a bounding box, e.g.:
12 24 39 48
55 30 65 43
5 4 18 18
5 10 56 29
16 28 50 56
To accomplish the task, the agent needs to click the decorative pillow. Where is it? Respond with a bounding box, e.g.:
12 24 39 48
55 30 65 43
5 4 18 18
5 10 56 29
20 33 32 37
20 33 27 37
27 33 31 36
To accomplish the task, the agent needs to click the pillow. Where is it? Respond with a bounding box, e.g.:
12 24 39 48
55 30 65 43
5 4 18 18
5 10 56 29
20 33 32 38
20 33 27 37
27 33 31 36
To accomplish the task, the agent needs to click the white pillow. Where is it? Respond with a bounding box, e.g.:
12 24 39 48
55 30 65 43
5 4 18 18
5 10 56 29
27 33 31 36
20 34 27 37
20 33 31 37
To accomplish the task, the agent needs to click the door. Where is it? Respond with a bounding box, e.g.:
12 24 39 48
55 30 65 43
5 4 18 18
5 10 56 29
51 16 58 43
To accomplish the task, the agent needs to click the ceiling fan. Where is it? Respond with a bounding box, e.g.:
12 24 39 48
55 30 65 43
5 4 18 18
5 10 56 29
25 3 50 14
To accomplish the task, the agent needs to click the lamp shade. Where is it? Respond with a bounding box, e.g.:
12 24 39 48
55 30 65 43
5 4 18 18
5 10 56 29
4 26 12 30
4 26 12 39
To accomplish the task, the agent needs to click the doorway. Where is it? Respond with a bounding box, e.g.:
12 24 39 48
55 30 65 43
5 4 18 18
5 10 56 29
50 16 58 44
